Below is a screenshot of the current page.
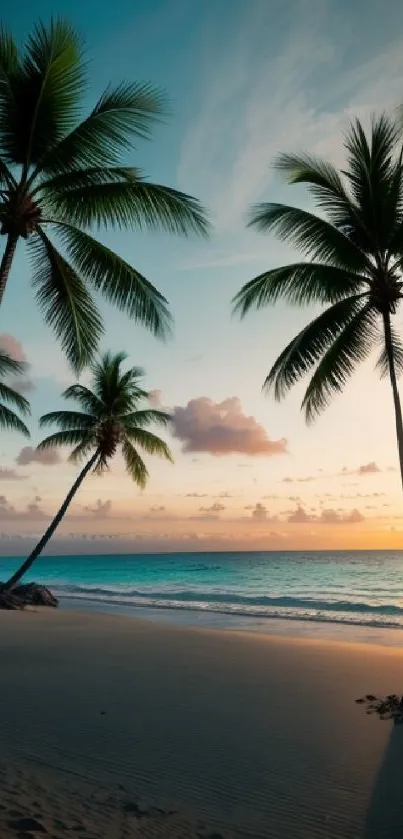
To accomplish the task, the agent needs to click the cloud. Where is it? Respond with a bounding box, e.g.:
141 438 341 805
171 397 287 457
251 502 268 520
280 462 383 484
282 475 316 484
83 499 112 517
0 334 26 362
0 333 35 394
287 504 364 524
184 492 208 498
357 462 381 475
199 502 225 513
148 505 166 513
287 505 312 523
0 467 26 481
0 494 48 521
178 0 403 304
148 390 163 408
16 446 62 466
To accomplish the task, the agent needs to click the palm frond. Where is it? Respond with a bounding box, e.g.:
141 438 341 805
121 438 149 488
0 157 16 188
0 381 30 414
0 27 19 157
376 324 403 378
302 304 378 423
123 408 171 429
37 82 167 175
232 262 366 317
39 409 96 429
29 229 104 373
2 20 84 167
69 437 98 465
45 178 210 237
0 350 26 378
125 427 173 461
275 152 356 225
62 383 104 414
35 165 141 196
0 404 30 436
343 115 400 251
37 428 91 450
248 203 370 273
91 350 128 405
50 223 172 339
264 294 368 401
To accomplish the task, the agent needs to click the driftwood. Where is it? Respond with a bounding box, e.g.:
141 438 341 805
355 693 403 724
0 582 59 610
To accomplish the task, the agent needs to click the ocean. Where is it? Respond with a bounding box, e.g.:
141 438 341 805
2 550 403 635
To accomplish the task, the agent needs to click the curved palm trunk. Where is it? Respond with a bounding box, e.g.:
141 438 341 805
0 234 18 306
4 450 100 591
383 312 403 491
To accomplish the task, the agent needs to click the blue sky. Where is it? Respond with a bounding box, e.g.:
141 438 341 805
2 0 403 553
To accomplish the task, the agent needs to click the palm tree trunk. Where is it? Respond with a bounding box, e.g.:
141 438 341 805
0 234 18 306
3 450 100 591
383 311 403 491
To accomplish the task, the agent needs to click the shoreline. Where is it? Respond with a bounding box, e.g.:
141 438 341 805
59 594 403 647
2 608 403 837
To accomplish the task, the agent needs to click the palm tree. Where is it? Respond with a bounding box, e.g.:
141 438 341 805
0 20 209 372
0 350 30 436
233 115 403 489
4 351 172 589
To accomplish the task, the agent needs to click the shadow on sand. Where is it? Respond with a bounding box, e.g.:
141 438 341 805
365 725 403 838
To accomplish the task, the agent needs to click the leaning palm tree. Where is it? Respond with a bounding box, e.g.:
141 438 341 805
0 20 209 372
0 350 30 436
4 351 172 589
233 115 403 489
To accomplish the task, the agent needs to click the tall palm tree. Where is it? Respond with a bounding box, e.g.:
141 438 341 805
0 20 209 372
4 351 172 589
0 350 30 436
233 115 403 488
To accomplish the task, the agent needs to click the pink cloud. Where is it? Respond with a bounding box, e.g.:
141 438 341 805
0 467 26 481
148 390 162 408
172 397 287 457
0 333 26 362
287 505 364 524
0 494 48 521
251 502 268 520
83 499 112 516
16 446 62 466
357 462 380 475
0 333 35 393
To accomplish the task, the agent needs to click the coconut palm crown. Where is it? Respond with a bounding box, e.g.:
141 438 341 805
4 351 172 589
0 20 209 371
233 115 403 486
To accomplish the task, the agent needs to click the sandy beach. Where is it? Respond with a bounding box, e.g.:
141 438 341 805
1 610 403 839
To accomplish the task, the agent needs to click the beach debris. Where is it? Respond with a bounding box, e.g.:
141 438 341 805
0 583 58 610
355 693 403 724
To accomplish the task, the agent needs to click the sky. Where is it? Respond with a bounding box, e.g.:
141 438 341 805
1 0 403 554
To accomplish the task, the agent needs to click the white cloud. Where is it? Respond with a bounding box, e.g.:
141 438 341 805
178 0 403 241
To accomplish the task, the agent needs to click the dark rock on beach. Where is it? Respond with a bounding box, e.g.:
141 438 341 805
0 582 58 610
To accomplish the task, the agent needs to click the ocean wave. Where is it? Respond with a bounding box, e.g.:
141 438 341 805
49 583 403 629
51 583 403 616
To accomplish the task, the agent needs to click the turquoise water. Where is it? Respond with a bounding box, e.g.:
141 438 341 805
2 550 403 630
